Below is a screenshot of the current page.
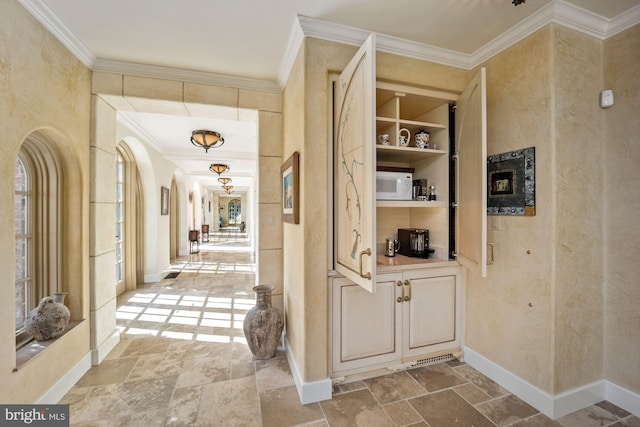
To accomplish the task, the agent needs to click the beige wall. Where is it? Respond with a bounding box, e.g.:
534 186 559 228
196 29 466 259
90 96 119 363
603 23 640 394
466 26 556 392
552 25 604 393
283 41 306 376
0 0 92 402
467 23 626 396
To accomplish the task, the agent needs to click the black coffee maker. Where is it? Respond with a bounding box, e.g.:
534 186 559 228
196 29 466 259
397 228 434 258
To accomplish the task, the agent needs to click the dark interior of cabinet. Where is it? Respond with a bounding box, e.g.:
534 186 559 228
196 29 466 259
448 104 456 260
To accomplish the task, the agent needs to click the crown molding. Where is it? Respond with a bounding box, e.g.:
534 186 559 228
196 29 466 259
378 32 470 69
277 16 306 88
19 0 640 92
19 0 280 94
295 15 470 70
94 59 280 93
283 1 640 86
471 0 640 68
18 0 95 68
607 3 640 38
552 0 610 39
470 1 556 68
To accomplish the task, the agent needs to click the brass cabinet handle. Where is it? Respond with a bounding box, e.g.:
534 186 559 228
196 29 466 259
487 242 495 265
359 248 372 280
397 281 404 303
404 279 411 302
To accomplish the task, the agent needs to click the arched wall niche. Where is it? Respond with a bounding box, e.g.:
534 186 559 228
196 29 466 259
19 127 87 321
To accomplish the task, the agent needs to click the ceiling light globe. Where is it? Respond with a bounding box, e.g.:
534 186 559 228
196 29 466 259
191 130 224 152
209 163 229 175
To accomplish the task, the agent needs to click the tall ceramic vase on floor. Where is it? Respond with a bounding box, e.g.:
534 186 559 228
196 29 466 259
243 285 283 359
24 292 71 341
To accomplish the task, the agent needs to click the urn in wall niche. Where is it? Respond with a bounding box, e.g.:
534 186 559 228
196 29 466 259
24 292 71 341
243 285 283 359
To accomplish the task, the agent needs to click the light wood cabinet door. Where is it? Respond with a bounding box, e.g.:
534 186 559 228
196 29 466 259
456 68 488 277
403 275 456 356
401 266 462 360
334 34 377 292
331 275 401 373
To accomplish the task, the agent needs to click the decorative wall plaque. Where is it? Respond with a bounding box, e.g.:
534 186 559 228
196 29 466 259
487 147 535 216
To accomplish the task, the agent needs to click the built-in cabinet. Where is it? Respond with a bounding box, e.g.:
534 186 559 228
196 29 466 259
330 35 486 379
331 265 462 377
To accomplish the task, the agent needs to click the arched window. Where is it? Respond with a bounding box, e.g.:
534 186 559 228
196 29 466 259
115 143 143 295
14 135 62 347
15 155 32 346
229 199 241 225
116 153 124 287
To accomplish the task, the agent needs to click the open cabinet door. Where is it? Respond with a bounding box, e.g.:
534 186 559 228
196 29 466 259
334 34 377 292
456 68 487 277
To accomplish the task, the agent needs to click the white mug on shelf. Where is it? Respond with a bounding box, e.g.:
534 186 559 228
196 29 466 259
377 134 390 145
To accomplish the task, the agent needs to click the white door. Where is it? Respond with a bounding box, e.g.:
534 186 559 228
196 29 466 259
334 34 377 292
331 275 401 373
456 68 488 277
403 275 457 357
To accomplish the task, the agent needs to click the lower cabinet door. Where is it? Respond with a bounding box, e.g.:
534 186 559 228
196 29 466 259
331 274 402 374
403 273 457 358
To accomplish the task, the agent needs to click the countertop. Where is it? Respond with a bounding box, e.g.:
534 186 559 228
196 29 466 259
376 253 458 272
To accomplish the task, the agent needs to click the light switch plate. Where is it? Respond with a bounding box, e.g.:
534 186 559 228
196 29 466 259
491 216 500 231
600 90 614 108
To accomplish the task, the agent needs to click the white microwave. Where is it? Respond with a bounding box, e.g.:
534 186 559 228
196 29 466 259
376 171 413 200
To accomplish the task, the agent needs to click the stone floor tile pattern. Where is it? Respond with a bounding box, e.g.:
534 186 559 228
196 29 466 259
59 230 639 426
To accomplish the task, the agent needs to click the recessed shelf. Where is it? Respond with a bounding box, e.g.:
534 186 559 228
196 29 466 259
376 145 447 163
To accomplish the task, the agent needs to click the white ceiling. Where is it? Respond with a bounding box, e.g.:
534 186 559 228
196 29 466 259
19 0 640 193
116 103 258 193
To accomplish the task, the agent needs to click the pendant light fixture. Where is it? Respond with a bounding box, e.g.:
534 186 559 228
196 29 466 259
218 177 232 185
209 163 229 175
191 130 224 152
222 185 233 192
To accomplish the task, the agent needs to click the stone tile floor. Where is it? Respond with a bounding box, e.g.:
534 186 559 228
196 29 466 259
60 231 639 426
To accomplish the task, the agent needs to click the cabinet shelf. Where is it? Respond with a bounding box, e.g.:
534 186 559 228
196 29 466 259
398 119 446 130
376 116 396 124
375 116 446 130
376 200 448 208
376 145 447 163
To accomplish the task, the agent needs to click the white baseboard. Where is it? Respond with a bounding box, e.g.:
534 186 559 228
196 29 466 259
464 346 640 419
284 335 332 404
92 330 120 365
605 381 640 417
36 352 92 404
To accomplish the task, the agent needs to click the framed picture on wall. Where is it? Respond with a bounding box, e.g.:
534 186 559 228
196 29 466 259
161 186 169 215
487 147 536 216
281 151 299 224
